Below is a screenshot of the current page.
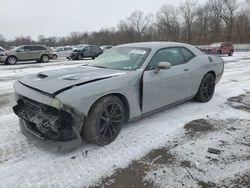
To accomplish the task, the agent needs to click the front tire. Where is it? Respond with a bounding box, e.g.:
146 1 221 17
82 96 125 146
41 55 49 63
5 56 17 65
194 73 215 103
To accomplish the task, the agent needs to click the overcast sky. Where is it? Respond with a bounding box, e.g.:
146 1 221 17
0 0 190 40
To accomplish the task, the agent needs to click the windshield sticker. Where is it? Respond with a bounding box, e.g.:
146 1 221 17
130 50 146 55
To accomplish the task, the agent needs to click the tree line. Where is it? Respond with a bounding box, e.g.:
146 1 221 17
0 0 250 48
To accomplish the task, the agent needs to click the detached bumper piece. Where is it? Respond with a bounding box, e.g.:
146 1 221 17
13 97 78 141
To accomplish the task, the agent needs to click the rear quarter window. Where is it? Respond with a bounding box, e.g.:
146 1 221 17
179 48 195 62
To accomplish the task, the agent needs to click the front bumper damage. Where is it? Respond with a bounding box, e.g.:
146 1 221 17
13 95 84 151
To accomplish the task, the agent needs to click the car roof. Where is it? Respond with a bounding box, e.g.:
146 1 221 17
117 41 195 50
18 45 47 47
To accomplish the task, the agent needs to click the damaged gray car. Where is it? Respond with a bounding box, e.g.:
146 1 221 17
12 42 224 147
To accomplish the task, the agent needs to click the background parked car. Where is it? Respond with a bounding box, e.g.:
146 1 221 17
100 45 113 51
50 46 74 59
0 45 50 65
71 45 103 60
199 42 234 56
0 47 5 52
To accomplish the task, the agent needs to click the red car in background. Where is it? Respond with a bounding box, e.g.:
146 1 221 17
199 42 234 56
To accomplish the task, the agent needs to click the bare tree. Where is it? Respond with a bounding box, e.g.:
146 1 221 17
1 0 250 47
194 3 211 44
0 34 6 47
117 20 138 43
210 0 238 41
156 4 180 41
180 0 198 42
128 11 153 40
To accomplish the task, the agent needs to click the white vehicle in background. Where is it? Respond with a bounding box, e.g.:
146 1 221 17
50 47 74 59
0 47 5 52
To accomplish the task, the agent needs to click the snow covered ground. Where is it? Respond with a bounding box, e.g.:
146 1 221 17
0 53 249 187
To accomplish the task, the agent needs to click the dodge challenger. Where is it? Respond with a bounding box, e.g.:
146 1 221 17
12 42 224 148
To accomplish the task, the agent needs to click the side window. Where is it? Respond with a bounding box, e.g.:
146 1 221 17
31 46 47 51
91 46 98 51
147 48 185 70
85 46 91 51
23 46 31 51
31 46 39 51
180 48 195 62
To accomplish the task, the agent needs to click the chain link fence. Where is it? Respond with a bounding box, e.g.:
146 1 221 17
234 44 250 52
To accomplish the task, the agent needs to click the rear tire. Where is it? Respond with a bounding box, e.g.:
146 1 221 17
217 50 221 55
78 54 83 60
228 50 233 56
53 54 58 59
194 73 215 103
82 96 125 146
5 56 17 65
41 55 49 63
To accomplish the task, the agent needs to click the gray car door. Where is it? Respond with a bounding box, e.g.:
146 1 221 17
30 46 42 59
16 46 32 60
143 47 193 113
83 46 92 57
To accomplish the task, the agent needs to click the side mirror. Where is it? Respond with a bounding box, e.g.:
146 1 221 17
154 62 171 74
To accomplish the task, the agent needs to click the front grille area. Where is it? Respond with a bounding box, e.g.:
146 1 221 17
13 97 77 141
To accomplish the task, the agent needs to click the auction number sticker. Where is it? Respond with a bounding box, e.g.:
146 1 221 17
130 50 146 55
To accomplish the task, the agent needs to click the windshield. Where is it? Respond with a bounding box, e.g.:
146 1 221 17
209 43 221 47
12 46 22 51
88 47 150 70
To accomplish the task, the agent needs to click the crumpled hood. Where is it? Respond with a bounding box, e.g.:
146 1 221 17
18 65 126 97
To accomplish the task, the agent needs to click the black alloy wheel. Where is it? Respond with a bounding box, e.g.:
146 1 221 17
194 73 215 103
83 96 125 146
99 102 123 141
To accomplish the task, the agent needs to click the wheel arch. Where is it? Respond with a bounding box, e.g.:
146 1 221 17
40 54 49 59
195 70 216 95
5 55 18 64
7 55 18 61
87 93 130 123
207 70 216 78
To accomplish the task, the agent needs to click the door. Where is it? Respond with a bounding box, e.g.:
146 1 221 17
143 47 193 113
56 48 64 58
83 46 92 57
64 47 73 57
30 46 42 59
16 46 32 60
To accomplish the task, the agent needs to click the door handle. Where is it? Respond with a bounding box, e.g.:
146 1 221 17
184 69 189 71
